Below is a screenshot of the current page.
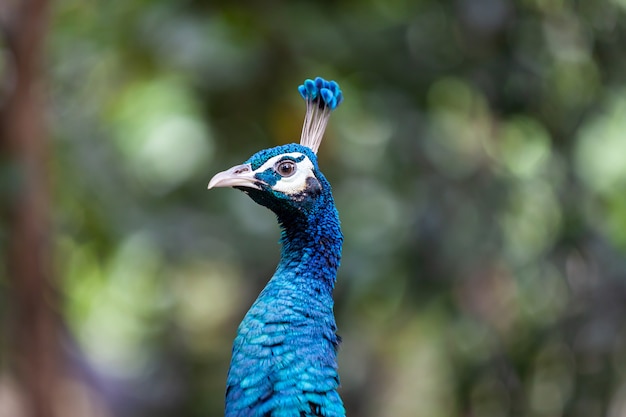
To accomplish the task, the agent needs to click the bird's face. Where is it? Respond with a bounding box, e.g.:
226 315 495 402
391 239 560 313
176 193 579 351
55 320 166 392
208 144 326 214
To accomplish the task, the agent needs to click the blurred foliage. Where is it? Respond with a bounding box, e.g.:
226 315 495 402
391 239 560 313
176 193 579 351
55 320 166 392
2 0 626 416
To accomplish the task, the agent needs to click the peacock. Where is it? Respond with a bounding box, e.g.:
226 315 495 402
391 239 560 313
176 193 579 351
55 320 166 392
208 77 345 417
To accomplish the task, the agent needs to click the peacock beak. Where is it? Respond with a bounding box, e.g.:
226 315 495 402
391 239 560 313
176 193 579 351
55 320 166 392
208 163 263 190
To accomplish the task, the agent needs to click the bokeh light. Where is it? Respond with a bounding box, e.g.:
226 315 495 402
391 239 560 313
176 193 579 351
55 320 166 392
2 1 626 417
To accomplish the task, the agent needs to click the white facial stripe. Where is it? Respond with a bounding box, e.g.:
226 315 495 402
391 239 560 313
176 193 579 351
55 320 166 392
254 152 304 172
272 158 314 195
254 152 315 195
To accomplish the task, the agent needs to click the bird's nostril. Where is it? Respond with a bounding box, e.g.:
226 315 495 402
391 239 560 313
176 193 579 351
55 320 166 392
234 167 249 174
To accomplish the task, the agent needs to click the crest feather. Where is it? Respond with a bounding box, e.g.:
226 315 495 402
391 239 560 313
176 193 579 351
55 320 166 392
298 77 343 154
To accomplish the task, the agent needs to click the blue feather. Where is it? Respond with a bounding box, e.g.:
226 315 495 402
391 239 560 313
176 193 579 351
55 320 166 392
213 78 346 417
298 77 343 111
223 145 345 417
298 85 308 101
304 79 317 99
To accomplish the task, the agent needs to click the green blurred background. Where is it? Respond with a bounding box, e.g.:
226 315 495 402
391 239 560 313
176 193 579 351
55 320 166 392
2 0 626 416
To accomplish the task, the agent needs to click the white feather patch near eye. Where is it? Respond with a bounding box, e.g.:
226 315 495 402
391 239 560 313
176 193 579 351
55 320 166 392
255 152 315 195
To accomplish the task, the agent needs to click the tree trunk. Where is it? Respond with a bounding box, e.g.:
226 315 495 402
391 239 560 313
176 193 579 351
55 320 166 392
0 1 61 416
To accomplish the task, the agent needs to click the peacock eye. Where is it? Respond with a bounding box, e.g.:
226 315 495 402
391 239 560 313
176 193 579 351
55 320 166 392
275 160 297 177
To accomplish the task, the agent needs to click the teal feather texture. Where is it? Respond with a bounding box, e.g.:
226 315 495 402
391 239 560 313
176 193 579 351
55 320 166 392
209 77 346 417
298 77 343 110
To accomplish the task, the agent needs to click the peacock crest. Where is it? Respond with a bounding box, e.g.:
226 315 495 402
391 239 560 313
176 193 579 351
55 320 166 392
298 77 343 154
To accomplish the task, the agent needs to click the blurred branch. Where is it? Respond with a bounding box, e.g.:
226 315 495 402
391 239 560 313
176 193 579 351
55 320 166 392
0 1 62 417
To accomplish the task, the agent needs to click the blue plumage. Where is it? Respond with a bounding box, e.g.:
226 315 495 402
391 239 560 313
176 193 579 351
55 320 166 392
298 77 343 109
208 78 345 417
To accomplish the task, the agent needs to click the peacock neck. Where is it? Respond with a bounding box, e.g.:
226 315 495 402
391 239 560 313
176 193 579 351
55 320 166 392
226 187 346 417
275 193 343 291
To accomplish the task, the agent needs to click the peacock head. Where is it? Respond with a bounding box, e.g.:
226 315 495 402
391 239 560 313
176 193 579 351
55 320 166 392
208 77 343 216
